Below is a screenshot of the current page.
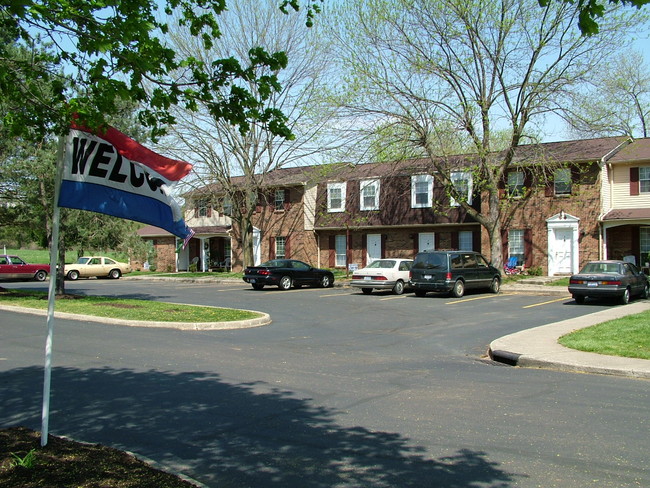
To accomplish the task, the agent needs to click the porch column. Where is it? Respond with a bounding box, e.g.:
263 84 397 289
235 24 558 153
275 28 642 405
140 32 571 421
200 238 208 272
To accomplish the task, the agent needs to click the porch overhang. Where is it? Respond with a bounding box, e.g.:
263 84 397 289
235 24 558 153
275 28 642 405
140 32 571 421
601 208 650 223
137 224 231 238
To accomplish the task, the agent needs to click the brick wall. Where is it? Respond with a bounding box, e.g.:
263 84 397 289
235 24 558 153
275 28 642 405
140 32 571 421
481 164 602 273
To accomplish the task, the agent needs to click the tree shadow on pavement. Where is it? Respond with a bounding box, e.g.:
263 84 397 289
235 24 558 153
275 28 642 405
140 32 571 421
1 366 523 487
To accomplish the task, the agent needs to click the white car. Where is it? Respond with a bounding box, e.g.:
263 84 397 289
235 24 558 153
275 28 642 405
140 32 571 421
64 256 132 280
350 258 413 295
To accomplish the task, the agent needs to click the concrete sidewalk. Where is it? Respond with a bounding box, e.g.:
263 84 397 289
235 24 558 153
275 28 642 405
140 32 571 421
489 300 650 379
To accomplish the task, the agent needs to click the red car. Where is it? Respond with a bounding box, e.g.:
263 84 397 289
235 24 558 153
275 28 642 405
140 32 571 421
0 254 50 282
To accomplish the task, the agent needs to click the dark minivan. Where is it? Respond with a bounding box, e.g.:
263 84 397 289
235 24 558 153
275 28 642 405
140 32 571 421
409 250 501 298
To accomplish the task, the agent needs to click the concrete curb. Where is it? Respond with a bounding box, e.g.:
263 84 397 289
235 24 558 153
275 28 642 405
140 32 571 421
489 301 650 379
0 304 271 331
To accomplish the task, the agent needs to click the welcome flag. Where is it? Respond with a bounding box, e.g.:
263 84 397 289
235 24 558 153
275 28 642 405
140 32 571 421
58 123 195 242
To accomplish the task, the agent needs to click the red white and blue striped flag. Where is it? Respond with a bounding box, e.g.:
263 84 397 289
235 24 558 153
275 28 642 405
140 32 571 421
58 123 195 245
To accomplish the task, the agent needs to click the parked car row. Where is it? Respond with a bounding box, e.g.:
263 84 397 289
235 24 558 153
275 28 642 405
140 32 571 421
244 251 503 299
7 250 649 306
0 254 132 282
244 253 650 307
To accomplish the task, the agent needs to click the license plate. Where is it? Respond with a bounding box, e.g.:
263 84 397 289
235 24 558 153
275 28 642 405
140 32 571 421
250 279 256 283
587 282 597 287
424 275 432 279
364 276 372 281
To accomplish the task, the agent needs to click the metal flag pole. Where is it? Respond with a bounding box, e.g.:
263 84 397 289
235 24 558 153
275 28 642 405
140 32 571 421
41 135 66 447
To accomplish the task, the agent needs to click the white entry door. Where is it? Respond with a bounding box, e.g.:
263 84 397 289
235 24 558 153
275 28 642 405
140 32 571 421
419 232 435 252
367 234 382 263
554 228 573 274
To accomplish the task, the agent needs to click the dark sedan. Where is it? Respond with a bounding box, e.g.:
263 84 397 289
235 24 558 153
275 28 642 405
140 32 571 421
243 259 335 290
568 260 649 304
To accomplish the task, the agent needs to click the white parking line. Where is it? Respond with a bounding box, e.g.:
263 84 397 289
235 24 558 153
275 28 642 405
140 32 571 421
522 296 572 308
446 293 513 305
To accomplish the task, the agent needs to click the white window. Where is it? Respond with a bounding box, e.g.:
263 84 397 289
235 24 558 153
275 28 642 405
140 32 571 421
508 229 524 266
275 236 286 259
641 227 650 265
450 171 473 206
327 182 347 212
554 168 572 195
274 189 285 210
459 231 473 251
360 179 380 210
222 197 232 216
640 167 650 193
196 199 209 217
335 234 347 267
411 174 433 208
507 171 524 197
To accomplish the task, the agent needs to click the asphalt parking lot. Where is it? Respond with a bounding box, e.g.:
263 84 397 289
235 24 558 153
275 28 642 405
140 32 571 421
2 279 649 487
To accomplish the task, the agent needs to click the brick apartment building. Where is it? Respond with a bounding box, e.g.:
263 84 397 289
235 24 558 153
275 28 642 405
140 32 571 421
137 136 650 276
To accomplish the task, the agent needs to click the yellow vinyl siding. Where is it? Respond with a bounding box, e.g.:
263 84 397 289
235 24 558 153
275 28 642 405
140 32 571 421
610 163 650 209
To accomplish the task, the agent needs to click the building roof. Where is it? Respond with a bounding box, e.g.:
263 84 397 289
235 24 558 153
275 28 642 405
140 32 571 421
137 225 230 238
607 138 650 163
186 136 634 196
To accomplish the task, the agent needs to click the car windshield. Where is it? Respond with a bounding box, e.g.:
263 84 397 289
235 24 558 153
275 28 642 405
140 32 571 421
76 257 91 265
580 262 620 274
366 260 396 269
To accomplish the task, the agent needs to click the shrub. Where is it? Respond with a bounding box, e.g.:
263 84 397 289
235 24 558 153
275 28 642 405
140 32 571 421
526 265 543 276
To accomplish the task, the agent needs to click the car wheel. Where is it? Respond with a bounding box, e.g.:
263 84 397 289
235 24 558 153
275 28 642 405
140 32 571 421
320 275 332 288
34 270 47 282
414 290 427 297
361 288 373 295
279 275 292 290
252 284 264 290
643 284 649 299
621 287 631 305
451 280 465 298
67 270 79 281
392 280 405 295
573 294 585 304
489 277 500 294
109 269 121 279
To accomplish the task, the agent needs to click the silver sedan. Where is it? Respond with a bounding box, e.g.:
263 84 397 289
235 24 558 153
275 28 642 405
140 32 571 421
351 258 413 295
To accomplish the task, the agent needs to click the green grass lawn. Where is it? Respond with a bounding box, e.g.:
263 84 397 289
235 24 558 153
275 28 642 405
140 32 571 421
559 311 650 360
0 289 260 323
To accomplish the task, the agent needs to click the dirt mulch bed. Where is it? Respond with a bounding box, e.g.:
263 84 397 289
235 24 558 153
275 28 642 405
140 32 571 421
0 427 199 488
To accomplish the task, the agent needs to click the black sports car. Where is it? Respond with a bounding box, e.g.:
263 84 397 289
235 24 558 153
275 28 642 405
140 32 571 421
243 259 335 290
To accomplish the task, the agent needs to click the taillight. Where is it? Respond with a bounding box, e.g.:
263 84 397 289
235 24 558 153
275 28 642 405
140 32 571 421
258 270 271 276
375 275 387 281
446 272 452 280
601 280 621 286
352 274 362 279
569 279 581 284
